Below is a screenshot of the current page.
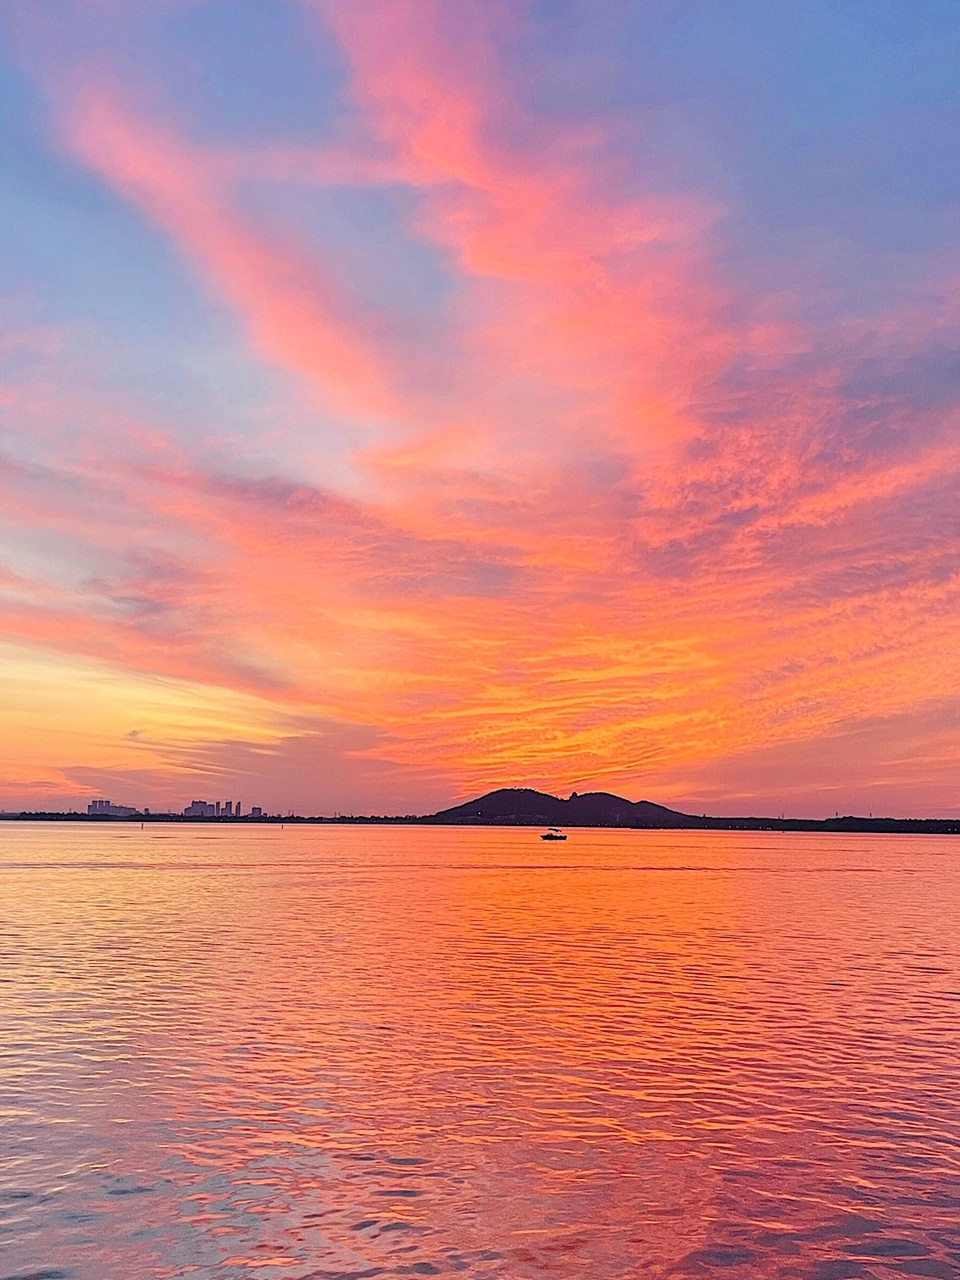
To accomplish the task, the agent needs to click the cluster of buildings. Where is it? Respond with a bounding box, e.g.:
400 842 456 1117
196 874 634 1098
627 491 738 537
181 800 265 819
182 799 242 818
86 799 143 817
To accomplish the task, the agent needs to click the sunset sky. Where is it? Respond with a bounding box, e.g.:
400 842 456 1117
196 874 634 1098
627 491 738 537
1 1 958 817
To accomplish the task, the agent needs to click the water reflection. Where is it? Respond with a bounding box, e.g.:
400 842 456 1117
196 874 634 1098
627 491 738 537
2 824 959 1278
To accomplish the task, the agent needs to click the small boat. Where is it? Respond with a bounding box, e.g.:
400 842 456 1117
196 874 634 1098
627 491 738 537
540 827 567 840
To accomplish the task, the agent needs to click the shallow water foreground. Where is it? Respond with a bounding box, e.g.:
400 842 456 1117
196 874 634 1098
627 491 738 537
2 822 960 1280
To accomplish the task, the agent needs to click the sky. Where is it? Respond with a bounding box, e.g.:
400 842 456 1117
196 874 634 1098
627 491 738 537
0 0 958 818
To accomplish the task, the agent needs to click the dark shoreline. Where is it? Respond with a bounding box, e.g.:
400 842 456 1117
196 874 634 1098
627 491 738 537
2 812 958 834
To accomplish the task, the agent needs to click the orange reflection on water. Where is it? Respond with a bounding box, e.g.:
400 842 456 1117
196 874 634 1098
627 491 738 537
2 823 960 1279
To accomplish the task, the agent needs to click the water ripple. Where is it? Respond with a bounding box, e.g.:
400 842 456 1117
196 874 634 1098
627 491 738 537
2 823 959 1279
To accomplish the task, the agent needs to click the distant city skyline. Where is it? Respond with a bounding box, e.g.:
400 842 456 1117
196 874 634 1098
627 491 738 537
83 797 262 819
1 3 958 818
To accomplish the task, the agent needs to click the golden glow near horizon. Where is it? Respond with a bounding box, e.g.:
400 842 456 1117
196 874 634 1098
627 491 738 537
1 2 958 816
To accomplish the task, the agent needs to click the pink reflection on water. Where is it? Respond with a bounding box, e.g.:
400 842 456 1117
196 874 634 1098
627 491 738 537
2 823 960 1278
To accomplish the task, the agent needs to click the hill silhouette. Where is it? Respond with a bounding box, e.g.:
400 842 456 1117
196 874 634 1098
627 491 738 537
417 788 960 833
423 787 703 828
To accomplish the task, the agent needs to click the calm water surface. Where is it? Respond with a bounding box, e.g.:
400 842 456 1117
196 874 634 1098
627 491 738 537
2 823 960 1280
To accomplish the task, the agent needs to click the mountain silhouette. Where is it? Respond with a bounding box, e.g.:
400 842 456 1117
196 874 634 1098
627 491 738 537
423 787 702 828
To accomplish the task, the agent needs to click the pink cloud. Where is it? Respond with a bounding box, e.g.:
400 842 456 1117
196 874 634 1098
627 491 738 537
58 84 395 423
312 0 732 458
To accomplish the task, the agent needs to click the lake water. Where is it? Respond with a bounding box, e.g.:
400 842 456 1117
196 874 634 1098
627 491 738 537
2 823 960 1280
